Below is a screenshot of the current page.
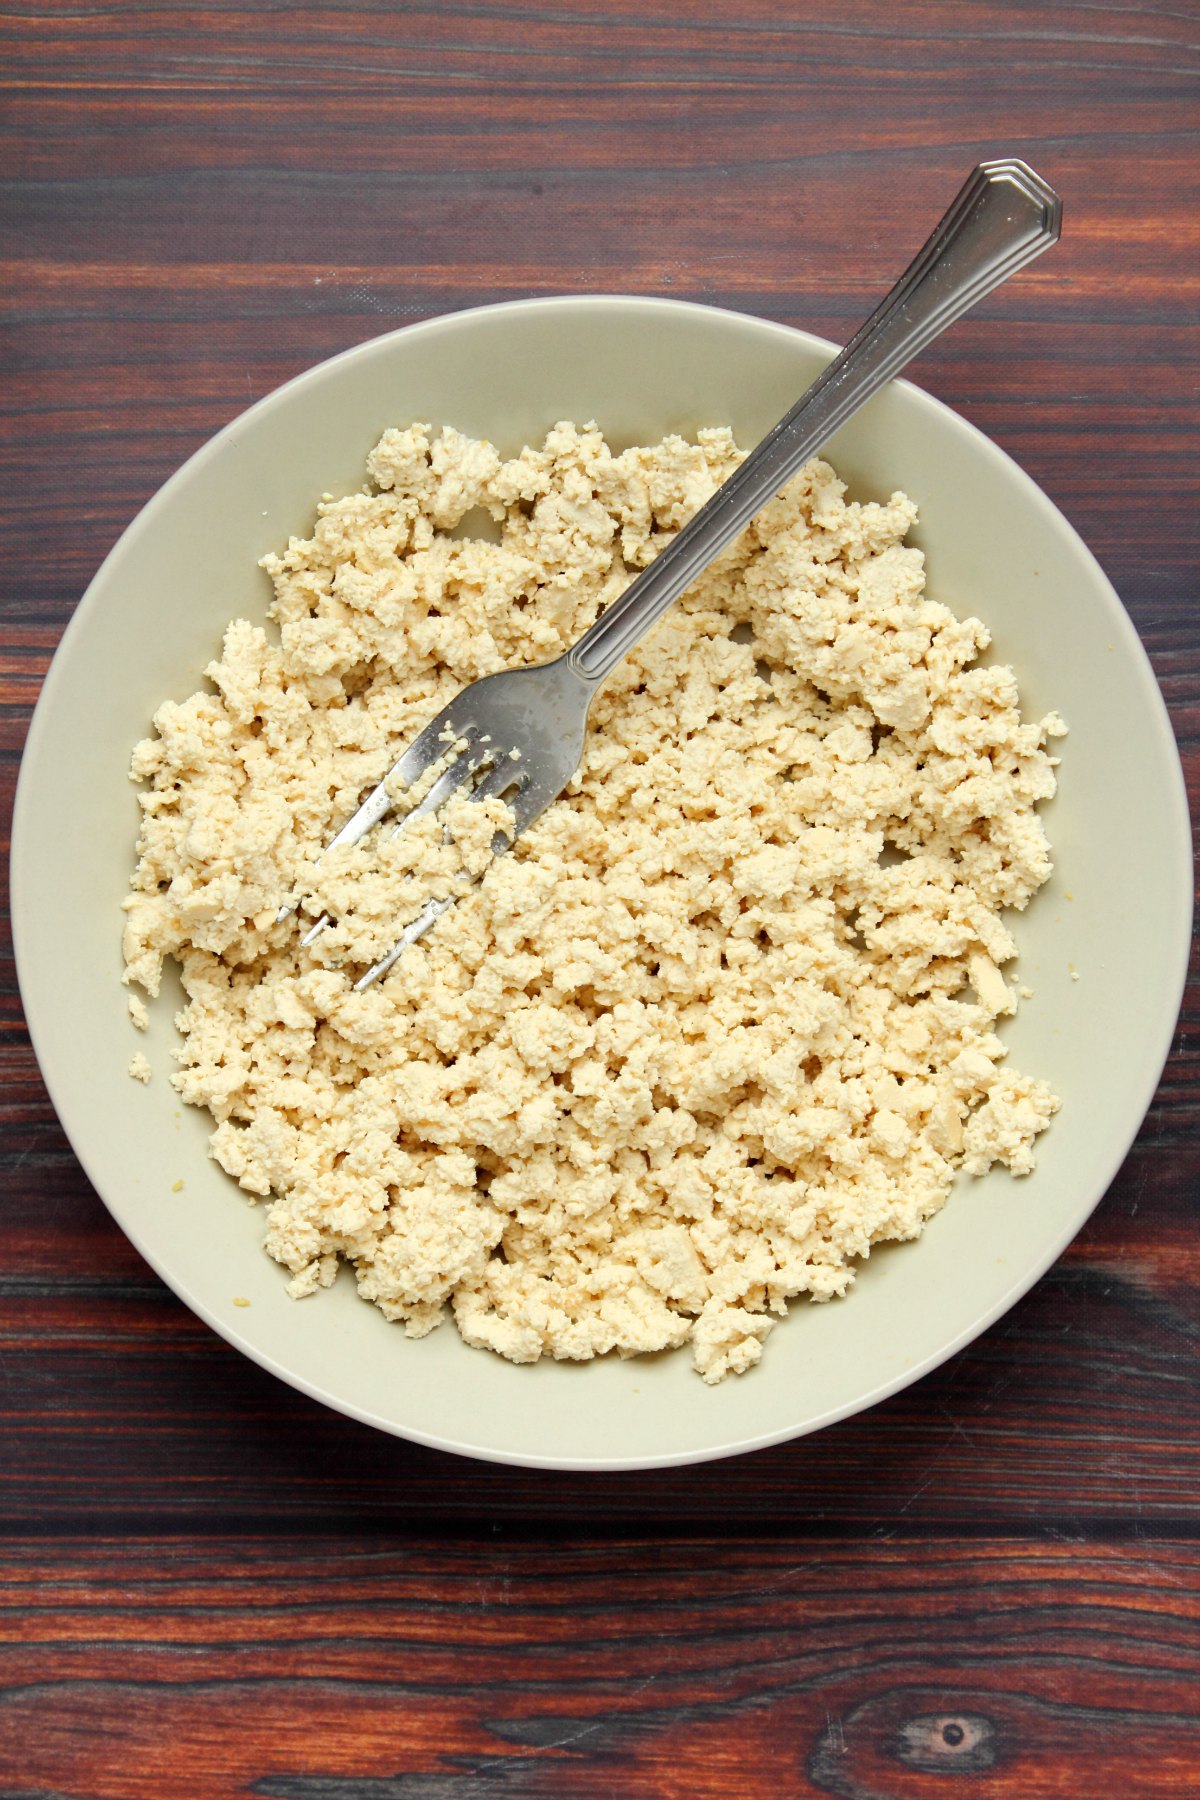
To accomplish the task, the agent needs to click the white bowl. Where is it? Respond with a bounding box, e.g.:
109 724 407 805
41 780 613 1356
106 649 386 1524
12 297 1192 1469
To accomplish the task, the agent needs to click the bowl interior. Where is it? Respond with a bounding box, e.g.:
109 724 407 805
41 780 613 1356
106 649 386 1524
12 297 1192 1469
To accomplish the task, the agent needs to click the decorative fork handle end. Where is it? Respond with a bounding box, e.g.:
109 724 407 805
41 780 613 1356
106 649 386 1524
975 157 1062 246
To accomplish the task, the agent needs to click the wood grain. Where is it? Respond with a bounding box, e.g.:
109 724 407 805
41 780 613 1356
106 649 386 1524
2 1537 1199 1797
1 0 1197 1792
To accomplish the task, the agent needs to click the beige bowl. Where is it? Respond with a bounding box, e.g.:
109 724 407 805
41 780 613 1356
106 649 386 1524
12 298 1192 1469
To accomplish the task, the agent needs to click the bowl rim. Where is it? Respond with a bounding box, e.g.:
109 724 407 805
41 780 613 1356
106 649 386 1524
11 293 1195 1470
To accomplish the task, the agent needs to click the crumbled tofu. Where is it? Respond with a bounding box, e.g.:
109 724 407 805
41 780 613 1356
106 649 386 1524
969 953 1015 1017
122 422 1064 1381
128 992 150 1031
127 1052 152 1085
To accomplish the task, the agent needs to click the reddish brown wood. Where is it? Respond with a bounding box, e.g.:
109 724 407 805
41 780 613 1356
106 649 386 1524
2 1537 1199 1797
1 0 1197 1792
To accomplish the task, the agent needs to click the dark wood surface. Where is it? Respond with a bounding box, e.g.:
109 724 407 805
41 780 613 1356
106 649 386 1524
2 2 1197 1793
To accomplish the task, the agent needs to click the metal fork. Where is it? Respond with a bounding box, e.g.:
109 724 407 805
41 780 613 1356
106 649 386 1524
288 159 1061 988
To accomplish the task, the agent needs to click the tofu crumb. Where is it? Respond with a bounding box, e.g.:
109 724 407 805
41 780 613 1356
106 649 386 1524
128 993 149 1031
171 1179 185 1193
122 422 1064 1382
127 1052 152 1085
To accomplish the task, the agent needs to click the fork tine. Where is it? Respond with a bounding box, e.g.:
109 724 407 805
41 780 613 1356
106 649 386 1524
387 739 493 837
330 715 481 854
354 892 455 990
465 756 527 817
294 727 504 963
284 655 589 970
353 757 527 987
298 753 495 954
275 702 476 924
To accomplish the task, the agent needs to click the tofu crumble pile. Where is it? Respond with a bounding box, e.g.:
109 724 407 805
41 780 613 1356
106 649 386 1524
123 423 1064 1383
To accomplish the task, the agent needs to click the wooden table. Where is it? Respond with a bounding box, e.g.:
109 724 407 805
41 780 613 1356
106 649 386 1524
3 3 1197 1793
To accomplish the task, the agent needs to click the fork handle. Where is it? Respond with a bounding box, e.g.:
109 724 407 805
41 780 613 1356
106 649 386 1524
565 158 1061 688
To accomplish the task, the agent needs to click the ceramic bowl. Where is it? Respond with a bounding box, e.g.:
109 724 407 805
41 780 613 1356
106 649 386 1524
12 297 1192 1468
